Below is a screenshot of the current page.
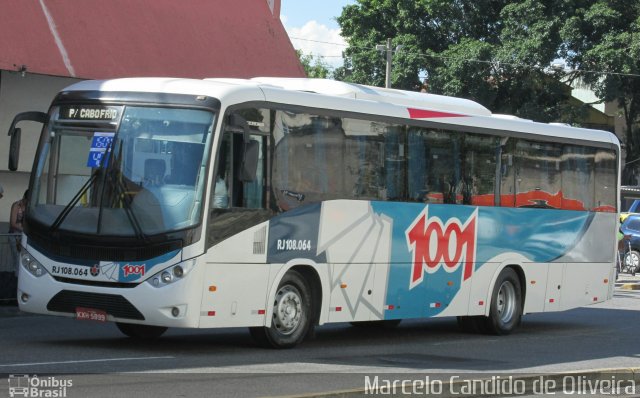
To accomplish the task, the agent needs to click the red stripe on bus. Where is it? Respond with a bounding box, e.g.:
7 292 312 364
407 108 467 119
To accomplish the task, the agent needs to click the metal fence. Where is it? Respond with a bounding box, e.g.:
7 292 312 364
0 233 19 302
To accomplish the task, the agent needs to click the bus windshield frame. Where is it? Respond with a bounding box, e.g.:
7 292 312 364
28 102 217 245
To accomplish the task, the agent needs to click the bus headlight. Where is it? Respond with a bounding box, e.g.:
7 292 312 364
21 252 47 277
147 259 195 288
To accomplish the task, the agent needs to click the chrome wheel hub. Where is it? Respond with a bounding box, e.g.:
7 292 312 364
273 285 302 335
497 281 516 324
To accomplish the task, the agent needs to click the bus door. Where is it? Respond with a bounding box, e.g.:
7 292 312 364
201 112 273 327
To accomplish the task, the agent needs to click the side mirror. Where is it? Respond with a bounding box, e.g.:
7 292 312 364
8 127 21 171
7 111 48 171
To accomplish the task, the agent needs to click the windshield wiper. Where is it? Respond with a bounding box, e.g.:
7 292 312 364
111 170 148 242
50 138 114 234
49 170 100 233
100 144 148 242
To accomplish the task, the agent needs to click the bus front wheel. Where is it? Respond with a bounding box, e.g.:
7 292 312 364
485 267 522 335
250 270 312 348
116 322 167 339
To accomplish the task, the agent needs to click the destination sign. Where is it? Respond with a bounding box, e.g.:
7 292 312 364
60 106 120 121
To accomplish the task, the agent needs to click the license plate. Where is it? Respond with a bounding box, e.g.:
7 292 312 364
75 307 107 322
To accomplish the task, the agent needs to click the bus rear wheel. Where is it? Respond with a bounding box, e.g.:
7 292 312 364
250 270 312 348
116 322 167 339
484 267 522 335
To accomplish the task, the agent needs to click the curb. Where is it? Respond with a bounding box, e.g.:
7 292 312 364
270 368 640 398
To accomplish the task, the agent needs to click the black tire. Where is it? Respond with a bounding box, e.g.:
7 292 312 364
350 319 402 328
483 267 522 335
116 322 167 339
624 250 640 276
249 270 312 348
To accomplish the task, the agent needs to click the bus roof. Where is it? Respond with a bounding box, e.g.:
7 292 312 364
62 77 620 148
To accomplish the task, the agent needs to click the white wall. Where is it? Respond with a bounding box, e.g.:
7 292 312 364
0 70 82 222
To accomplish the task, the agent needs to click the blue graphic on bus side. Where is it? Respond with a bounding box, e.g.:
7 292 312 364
370 202 592 319
266 201 594 320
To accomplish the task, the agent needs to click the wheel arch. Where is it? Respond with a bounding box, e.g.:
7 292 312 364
483 262 527 316
265 259 329 328
290 264 323 333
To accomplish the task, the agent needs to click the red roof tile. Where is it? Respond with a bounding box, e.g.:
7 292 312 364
0 0 305 79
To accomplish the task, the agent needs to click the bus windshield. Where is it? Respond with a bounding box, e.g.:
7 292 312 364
30 105 215 237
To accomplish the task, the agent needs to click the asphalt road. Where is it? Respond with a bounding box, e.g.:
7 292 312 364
0 282 639 397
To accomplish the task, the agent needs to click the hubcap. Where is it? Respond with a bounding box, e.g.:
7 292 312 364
273 285 303 335
625 253 639 268
497 281 516 324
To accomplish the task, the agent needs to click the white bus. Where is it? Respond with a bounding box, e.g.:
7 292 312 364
8 77 619 348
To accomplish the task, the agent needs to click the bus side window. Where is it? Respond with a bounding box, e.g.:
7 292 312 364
407 128 457 204
514 140 562 209
207 126 271 248
230 133 265 208
499 138 516 207
211 135 231 209
210 130 266 209
461 134 499 207
561 145 594 211
593 149 616 212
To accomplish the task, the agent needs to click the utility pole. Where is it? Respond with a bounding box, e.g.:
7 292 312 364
376 38 392 88
376 38 402 88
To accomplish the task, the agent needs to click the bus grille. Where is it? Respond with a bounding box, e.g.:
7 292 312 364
36 240 182 262
52 276 138 289
47 290 145 320
27 227 183 262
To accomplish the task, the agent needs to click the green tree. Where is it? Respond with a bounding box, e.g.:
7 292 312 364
335 0 585 123
297 50 332 79
561 0 640 179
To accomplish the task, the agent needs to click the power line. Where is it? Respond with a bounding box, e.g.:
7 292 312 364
289 37 348 47
289 36 640 78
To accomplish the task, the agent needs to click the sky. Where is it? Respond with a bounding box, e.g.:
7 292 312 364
280 0 355 69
